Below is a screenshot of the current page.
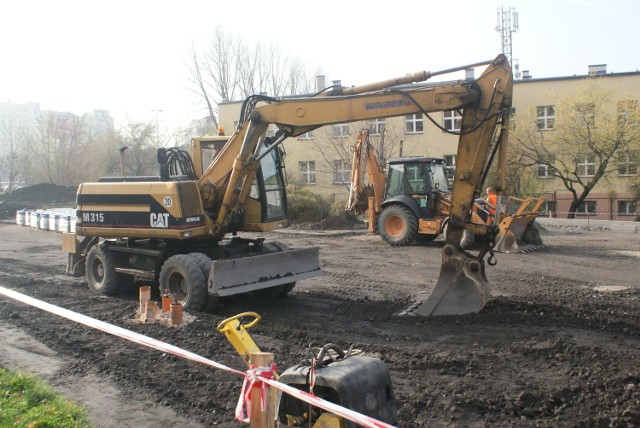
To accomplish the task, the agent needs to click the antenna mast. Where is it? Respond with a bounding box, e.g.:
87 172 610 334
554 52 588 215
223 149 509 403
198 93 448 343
496 6 519 77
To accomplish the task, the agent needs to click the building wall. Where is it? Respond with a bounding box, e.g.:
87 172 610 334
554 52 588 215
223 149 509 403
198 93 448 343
513 72 640 220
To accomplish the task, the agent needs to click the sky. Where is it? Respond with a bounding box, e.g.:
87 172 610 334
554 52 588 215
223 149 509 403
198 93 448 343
1 0 639 132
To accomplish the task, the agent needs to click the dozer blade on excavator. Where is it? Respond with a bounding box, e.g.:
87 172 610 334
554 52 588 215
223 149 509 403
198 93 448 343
401 244 490 317
207 246 321 297
494 197 545 253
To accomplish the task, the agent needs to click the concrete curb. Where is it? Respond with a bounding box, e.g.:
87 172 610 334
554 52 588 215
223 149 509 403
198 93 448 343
536 217 639 233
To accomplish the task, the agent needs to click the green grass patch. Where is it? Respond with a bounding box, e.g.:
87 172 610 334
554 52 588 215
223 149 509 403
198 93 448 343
0 368 93 428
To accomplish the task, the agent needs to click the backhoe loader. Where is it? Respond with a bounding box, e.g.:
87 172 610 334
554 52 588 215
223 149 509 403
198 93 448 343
64 54 513 316
347 129 545 252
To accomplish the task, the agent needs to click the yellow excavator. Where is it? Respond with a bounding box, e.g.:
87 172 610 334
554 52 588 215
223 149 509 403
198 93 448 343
347 129 545 252
64 54 513 316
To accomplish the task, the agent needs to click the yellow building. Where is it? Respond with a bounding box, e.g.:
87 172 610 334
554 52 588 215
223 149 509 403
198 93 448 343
218 64 640 220
512 66 640 220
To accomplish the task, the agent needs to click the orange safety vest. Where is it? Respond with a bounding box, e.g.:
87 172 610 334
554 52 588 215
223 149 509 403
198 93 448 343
486 194 497 215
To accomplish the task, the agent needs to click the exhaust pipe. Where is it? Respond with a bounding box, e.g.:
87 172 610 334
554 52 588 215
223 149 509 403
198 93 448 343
119 146 129 177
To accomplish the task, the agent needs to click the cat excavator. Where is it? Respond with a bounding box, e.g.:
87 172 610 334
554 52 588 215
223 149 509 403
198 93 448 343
346 129 545 252
64 54 513 317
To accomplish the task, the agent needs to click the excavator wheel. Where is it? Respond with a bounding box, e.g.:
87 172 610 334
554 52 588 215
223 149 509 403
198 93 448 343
159 254 207 311
189 252 220 309
86 243 121 296
379 205 418 246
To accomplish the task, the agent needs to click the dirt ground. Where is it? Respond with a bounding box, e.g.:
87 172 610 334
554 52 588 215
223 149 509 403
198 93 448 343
0 221 639 427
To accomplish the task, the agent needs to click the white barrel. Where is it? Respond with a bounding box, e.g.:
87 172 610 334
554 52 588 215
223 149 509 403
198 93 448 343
16 210 25 226
49 213 60 231
39 212 49 230
30 211 41 228
58 215 70 233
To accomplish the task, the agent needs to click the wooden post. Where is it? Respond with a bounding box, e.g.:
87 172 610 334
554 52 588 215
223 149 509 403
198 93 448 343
250 352 276 428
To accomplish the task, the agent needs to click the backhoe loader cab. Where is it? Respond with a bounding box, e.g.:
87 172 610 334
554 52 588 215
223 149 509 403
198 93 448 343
374 157 451 246
385 157 449 198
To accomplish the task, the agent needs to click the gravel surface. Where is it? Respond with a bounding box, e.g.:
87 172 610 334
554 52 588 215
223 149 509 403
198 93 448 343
0 222 639 427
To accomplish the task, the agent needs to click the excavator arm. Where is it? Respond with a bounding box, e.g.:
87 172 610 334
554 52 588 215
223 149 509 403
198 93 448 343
200 54 513 316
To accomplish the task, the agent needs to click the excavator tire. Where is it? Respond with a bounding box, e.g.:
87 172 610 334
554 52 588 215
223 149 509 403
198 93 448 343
379 205 418 246
189 252 220 310
86 243 121 296
159 254 207 312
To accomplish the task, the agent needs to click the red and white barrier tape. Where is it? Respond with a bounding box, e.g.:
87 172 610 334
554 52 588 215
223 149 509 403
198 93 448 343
0 286 398 428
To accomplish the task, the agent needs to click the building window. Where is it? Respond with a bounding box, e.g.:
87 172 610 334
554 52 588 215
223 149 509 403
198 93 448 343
299 161 316 184
536 105 555 130
618 151 638 176
332 160 351 184
444 154 456 182
617 100 638 126
577 154 596 177
405 114 424 134
332 124 349 138
368 119 385 136
443 110 462 131
540 201 555 216
578 103 596 127
618 200 638 216
537 164 550 178
576 200 596 215
298 131 314 140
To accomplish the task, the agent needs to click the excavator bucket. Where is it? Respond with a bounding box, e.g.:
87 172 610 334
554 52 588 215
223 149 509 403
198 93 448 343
207 246 321 296
494 197 545 253
402 244 490 316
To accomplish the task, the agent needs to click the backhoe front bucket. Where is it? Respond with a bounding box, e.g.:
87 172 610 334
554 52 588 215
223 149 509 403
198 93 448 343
408 244 490 316
494 197 545 253
208 246 321 297
495 216 543 253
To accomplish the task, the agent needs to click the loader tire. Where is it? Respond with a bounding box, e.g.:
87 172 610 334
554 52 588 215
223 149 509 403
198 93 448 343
379 205 418 246
159 254 207 312
86 244 120 296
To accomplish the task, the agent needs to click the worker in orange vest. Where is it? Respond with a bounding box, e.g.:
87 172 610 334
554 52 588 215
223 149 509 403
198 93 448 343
485 187 497 216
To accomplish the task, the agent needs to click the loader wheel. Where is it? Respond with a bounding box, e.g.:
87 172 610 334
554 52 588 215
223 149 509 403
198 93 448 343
159 254 207 312
86 244 120 296
379 205 418 246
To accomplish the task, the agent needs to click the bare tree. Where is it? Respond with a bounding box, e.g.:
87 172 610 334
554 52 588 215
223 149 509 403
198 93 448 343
28 112 94 185
116 120 157 176
311 120 404 192
511 80 640 218
0 119 27 191
187 26 319 125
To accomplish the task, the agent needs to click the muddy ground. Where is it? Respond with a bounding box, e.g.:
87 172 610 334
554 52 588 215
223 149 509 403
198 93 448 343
0 221 639 427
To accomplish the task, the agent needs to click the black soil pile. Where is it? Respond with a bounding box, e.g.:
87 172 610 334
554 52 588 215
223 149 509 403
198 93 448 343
0 184 77 219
